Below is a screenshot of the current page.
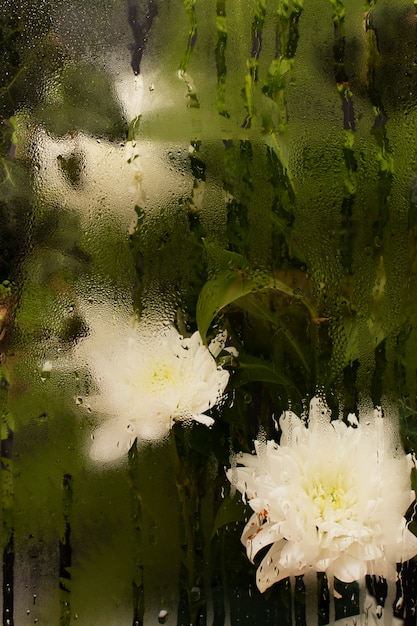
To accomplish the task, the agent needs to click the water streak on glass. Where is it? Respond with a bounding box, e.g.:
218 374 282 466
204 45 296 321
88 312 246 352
1 0 417 625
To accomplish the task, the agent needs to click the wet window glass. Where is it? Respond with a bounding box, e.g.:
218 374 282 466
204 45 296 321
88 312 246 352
2 1 417 624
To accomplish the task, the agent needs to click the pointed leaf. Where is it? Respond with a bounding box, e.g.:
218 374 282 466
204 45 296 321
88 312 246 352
197 262 315 342
233 354 291 387
212 495 249 537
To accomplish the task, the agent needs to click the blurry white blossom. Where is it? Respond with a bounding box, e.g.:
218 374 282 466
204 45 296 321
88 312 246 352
113 73 143 123
227 398 417 591
76 311 235 463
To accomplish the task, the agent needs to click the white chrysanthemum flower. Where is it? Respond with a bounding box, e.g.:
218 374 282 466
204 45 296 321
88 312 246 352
76 313 235 463
227 397 417 591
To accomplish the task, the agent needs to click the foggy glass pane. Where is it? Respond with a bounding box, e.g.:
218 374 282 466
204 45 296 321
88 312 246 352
2 1 417 625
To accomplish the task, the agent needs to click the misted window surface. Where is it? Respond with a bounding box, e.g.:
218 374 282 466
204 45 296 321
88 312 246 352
2 1 417 625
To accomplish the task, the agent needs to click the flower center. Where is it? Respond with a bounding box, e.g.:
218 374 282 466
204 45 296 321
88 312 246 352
137 359 179 395
312 482 345 511
149 363 177 390
308 475 357 522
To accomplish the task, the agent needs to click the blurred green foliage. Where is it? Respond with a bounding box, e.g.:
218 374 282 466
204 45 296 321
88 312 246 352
1 1 417 623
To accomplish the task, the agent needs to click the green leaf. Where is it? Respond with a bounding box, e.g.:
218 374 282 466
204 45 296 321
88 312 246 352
212 494 248 537
0 157 33 204
233 354 291 386
204 240 249 275
232 292 311 374
270 213 305 261
197 243 316 342
197 268 265 341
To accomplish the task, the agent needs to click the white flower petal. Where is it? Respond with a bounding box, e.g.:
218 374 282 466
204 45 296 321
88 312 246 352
228 396 417 592
90 419 137 463
256 539 302 591
192 414 215 427
208 330 227 358
74 308 237 462
242 518 283 562
330 553 367 583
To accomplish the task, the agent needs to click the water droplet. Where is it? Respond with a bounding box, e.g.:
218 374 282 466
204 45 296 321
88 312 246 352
191 586 201 602
395 596 404 610
158 609 168 624
40 361 52 382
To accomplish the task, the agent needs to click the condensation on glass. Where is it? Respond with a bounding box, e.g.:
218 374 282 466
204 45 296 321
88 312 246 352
1 0 417 625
